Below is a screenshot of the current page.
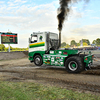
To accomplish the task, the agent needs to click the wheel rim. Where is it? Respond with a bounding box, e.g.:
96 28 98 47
68 61 78 71
35 57 40 65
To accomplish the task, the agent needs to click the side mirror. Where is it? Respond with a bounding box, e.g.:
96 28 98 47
29 38 31 43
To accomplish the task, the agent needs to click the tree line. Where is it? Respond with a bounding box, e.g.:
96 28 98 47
0 44 28 51
0 38 100 51
61 38 100 48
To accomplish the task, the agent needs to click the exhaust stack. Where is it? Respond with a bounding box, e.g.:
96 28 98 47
59 31 61 48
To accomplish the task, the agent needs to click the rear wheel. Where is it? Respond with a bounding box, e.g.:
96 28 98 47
65 56 84 73
80 54 86 70
34 55 43 66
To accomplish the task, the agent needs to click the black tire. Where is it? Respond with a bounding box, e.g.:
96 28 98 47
65 56 84 73
80 54 87 70
34 55 43 66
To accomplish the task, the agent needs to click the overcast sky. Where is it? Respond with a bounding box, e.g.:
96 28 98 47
0 0 100 48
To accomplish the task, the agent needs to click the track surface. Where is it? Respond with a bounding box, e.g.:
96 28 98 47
0 58 100 95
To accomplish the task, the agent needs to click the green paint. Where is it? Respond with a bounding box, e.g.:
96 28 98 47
72 64 76 68
28 49 93 68
84 55 93 67
28 51 45 61
29 42 45 48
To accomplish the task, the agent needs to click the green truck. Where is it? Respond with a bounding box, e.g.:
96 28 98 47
28 32 94 73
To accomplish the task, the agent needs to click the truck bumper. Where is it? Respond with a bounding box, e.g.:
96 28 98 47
28 53 33 62
84 55 94 67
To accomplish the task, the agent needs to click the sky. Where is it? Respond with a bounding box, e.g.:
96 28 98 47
0 0 100 48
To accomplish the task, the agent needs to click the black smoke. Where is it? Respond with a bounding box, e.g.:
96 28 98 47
57 0 90 32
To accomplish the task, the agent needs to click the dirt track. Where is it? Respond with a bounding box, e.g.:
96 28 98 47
0 57 100 95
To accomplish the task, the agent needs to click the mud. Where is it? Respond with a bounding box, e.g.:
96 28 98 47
0 51 28 60
0 58 100 95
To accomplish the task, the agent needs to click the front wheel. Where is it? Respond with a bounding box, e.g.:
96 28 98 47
65 56 84 73
34 55 43 66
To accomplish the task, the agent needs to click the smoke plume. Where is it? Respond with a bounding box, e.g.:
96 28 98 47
57 0 89 32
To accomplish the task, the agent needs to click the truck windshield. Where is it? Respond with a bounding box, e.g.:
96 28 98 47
31 35 37 43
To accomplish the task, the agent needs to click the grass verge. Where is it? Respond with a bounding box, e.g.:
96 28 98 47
0 81 100 100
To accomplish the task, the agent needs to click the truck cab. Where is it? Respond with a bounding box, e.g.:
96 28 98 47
29 32 59 52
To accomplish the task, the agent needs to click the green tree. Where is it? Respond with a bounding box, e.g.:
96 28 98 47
70 40 76 46
10 46 13 50
85 39 90 45
96 38 100 46
77 43 80 46
64 44 70 48
26 47 29 51
83 42 88 46
61 42 66 48
0 44 5 51
79 39 90 45
4 47 9 51
92 40 96 44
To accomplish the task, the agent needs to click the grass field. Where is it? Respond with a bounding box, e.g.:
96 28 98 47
0 81 100 100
